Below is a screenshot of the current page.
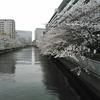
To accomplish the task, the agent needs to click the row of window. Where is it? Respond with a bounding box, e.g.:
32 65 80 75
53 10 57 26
46 0 100 31
0 25 12 27
0 23 12 25
0 20 12 22
0 30 12 32
0 27 12 29
60 0 100 23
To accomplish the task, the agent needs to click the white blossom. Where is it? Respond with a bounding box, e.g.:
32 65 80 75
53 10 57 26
0 36 23 50
37 0 100 60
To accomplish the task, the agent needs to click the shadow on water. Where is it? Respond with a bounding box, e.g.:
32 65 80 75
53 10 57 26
34 48 95 100
52 58 95 100
40 57 80 100
34 48 79 100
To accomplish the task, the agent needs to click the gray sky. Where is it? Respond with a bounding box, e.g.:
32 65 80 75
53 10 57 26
0 0 62 40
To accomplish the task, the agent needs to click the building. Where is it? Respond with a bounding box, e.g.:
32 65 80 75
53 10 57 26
16 30 32 45
0 19 15 39
33 28 45 47
45 0 100 99
35 28 45 40
46 0 100 32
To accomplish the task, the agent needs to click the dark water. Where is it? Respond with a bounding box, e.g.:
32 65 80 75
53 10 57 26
0 47 93 100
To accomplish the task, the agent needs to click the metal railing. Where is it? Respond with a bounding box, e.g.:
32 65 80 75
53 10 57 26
67 55 100 75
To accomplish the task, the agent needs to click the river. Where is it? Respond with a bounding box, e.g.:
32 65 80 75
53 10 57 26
0 47 94 100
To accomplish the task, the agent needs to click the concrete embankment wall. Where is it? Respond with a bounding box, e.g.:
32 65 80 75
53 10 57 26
51 57 100 100
0 45 33 54
0 47 23 54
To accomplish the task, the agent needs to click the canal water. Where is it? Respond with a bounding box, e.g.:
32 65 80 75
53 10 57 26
0 47 94 100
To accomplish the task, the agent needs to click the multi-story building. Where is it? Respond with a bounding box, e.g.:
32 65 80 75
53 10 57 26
46 0 100 32
0 19 15 39
44 0 100 98
35 28 45 40
33 28 45 46
16 30 32 45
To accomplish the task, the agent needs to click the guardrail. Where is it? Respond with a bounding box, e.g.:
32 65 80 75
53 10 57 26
67 55 100 76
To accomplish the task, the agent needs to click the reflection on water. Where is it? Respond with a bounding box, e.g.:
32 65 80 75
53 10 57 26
34 47 41 62
35 48 80 100
0 55 15 74
34 48 41 65
0 48 32 74
35 48 94 100
15 61 32 64
0 47 94 100
0 62 15 74
40 56 80 100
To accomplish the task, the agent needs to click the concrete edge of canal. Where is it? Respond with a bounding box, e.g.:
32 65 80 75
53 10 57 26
0 45 34 54
0 47 23 54
50 57 100 100
0 45 33 54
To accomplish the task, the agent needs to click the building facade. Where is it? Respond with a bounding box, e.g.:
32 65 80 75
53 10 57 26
46 0 100 32
35 28 45 40
44 0 100 74
0 19 15 39
44 1 100 98
16 30 32 45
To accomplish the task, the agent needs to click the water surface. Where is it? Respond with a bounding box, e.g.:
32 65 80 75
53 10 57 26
0 47 94 100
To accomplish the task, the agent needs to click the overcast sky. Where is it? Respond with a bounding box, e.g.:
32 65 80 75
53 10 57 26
0 0 62 40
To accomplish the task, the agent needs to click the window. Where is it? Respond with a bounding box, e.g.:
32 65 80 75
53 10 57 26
72 0 79 4
83 0 90 4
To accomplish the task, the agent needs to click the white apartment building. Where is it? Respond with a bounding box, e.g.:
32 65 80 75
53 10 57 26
16 30 32 45
35 28 45 40
0 19 15 39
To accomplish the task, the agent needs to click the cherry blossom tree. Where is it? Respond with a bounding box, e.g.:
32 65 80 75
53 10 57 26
0 35 23 50
37 0 100 58
37 0 100 75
